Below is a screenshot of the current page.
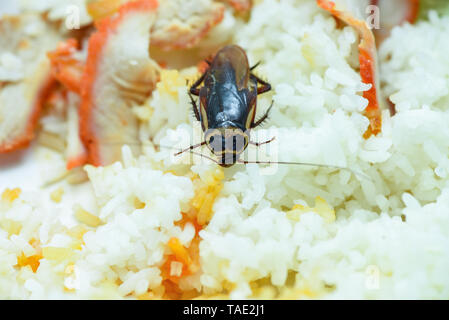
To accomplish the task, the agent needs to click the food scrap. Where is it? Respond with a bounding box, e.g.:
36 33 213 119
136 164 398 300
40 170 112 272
16 239 42 273
151 0 225 50
287 196 336 223
80 0 160 166
317 0 383 138
222 0 253 12
47 39 84 95
2 188 21 203
0 14 61 152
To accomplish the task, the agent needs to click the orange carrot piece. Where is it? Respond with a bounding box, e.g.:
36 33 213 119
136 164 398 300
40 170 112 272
167 237 192 267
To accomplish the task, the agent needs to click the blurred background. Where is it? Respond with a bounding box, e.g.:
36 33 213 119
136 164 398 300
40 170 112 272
0 0 18 16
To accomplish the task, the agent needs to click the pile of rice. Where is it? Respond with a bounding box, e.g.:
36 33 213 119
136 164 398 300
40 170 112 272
1 0 449 299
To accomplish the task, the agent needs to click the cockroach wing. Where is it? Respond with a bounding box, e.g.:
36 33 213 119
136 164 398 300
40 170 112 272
212 45 250 91
243 82 258 129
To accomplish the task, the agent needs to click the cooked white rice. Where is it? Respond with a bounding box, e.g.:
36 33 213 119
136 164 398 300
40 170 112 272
1 0 449 299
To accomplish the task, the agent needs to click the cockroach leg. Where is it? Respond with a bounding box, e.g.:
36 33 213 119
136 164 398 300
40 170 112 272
251 100 274 128
250 73 271 95
174 141 207 156
249 136 276 147
188 92 201 121
190 72 207 96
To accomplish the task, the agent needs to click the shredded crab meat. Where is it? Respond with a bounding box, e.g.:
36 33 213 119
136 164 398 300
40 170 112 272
80 0 160 166
66 92 88 169
47 39 85 95
151 0 225 50
0 14 61 153
87 0 226 50
317 0 383 139
44 38 88 168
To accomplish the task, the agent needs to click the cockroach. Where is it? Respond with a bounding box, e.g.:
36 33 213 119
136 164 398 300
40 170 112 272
176 44 274 167
90 44 368 179
175 45 370 180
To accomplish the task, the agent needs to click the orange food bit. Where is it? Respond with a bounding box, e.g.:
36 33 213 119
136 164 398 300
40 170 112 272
137 291 157 300
66 153 88 171
167 237 192 267
162 279 184 300
2 188 21 202
47 39 84 94
190 168 224 225
86 0 123 21
156 169 224 300
17 252 42 273
133 197 146 209
159 227 202 298
17 240 43 273
224 0 253 12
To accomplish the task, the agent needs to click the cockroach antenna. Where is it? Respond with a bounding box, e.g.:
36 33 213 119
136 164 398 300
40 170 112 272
157 143 372 181
236 158 371 181
98 141 371 181
171 147 371 181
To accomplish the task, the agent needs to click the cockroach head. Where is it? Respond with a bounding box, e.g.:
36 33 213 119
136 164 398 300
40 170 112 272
204 127 249 159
